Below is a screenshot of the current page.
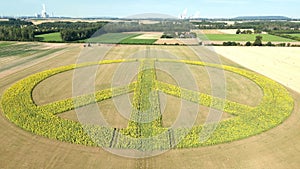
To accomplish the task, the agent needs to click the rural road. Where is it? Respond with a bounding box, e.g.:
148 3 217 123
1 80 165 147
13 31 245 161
213 46 300 94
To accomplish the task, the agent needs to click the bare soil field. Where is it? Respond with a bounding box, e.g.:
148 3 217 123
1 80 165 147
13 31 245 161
132 32 163 39
1 44 300 169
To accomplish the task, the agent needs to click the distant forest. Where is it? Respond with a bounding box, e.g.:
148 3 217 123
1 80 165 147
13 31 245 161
192 21 300 31
1 18 300 42
0 19 108 42
0 19 193 42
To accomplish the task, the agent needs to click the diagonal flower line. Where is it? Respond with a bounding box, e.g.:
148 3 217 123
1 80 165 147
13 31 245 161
38 82 137 115
39 72 252 123
155 81 254 116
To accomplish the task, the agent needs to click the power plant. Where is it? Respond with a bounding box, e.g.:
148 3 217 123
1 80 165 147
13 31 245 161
35 4 49 18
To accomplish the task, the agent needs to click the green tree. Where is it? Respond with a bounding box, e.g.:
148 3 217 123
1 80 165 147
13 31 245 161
246 30 253 34
236 29 241 34
266 42 274 46
253 36 263 46
254 29 262 34
245 41 252 46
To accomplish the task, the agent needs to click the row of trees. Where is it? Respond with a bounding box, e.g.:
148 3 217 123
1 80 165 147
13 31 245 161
222 36 299 47
222 36 263 46
0 26 35 41
60 28 99 41
0 18 33 26
269 30 300 41
161 31 197 38
101 21 193 33
0 19 35 41
236 29 254 34
35 21 107 35
233 21 300 32
192 21 228 29
35 21 108 41
0 19 109 42
192 20 300 33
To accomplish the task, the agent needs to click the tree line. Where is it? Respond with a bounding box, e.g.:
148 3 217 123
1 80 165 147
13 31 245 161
0 19 108 42
192 20 300 33
0 26 35 41
0 19 193 42
0 19 34 41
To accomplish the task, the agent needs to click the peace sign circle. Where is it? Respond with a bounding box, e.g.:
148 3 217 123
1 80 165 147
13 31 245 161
74 48 203 158
1 53 294 158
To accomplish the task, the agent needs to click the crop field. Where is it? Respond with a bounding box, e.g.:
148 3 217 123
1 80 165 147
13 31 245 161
0 43 300 168
120 38 157 44
35 32 63 42
0 42 68 73
87 33 139 43
198 34 296 42
285 33 300 38
87 33 158 44
0 42 40 58
213 46 300 94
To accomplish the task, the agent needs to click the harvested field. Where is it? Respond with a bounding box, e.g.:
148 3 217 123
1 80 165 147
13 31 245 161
213 46 300 94
0 43 300 169
195 30 225 34
132 32 163 39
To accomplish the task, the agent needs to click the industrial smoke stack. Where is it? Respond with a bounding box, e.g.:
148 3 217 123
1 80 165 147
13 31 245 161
43 4 46 11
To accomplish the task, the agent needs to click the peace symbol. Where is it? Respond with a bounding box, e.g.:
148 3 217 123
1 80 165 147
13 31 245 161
1 58 294 152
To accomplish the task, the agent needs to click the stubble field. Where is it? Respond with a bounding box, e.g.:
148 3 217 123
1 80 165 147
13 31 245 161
0 43 300 169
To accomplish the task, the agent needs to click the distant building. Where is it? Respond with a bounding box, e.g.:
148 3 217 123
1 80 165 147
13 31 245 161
178 8 188 20
35 13 41 18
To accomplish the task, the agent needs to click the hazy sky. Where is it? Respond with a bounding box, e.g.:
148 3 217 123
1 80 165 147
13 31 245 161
1 0 299 18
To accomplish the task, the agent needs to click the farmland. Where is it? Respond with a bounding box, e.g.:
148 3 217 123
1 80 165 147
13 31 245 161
285 33 300 38
0 42 67 73
0 43 300 168
86 33 158 44
35 32 63 42
198 34 296 42
87 33 140 43
213 46 300 94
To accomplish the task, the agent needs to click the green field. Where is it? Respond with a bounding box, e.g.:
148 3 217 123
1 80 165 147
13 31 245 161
120 38 157 44
35 32 63 42
285 33 300 38
87 33 140 43
0 42 14 47
199 34 296 42
0 42 66 72
87 33 158 44
0 43 41 58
